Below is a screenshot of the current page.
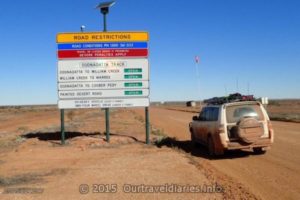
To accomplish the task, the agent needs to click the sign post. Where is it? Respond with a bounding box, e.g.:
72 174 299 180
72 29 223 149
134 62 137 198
60 109 65 145
98 2 113 143
145 107 150 144
105 108 110 142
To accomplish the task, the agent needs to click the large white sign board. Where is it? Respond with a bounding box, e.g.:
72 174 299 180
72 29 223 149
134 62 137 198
57 32 149 109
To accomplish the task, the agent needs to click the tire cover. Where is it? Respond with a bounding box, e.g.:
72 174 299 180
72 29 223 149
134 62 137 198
237 117 264 143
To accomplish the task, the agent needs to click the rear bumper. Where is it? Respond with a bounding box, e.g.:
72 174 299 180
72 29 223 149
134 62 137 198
225 138 272 150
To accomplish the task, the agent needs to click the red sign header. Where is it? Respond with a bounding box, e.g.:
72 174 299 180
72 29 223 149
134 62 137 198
58 49 148 59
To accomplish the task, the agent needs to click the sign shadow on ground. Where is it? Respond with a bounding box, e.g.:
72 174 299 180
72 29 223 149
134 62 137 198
21 132 143 144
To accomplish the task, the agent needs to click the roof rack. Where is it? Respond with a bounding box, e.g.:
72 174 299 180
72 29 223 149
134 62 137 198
204 93 255 105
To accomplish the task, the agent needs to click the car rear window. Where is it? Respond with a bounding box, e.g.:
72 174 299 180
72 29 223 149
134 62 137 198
199 107 219 121
226 104 264 123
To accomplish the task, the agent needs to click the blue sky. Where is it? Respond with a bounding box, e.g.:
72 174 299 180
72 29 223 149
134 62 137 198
0 0 299 105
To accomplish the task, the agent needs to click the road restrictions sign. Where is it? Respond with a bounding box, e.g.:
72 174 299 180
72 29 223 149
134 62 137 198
57 31 149 109
57 32 149 43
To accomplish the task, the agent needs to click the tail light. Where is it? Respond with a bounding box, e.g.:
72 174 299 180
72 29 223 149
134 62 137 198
267 121 273 137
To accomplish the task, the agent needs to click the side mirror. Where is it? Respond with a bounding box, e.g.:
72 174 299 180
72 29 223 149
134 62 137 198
192 116 198 121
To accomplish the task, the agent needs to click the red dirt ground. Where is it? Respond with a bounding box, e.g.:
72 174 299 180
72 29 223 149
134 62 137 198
0 105 299 199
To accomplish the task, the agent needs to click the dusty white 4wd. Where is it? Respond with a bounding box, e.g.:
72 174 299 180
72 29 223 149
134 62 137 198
189 101 274 156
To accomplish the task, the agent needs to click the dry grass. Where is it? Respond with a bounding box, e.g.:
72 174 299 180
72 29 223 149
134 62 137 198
0 169 67 187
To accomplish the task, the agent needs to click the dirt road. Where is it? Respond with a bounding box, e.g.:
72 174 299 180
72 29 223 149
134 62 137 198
140 107 300 200
0 106 299 199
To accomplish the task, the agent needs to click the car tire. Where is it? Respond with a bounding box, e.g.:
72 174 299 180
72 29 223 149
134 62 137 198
253 147 267 155
207 136 215 157
191 132 197 146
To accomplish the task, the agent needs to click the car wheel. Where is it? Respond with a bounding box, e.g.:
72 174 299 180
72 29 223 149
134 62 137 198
191 132 197 146
207 137 215 157
253 147 267 155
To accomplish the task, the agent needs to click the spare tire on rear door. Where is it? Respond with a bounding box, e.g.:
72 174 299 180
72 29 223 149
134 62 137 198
237 117 264 143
